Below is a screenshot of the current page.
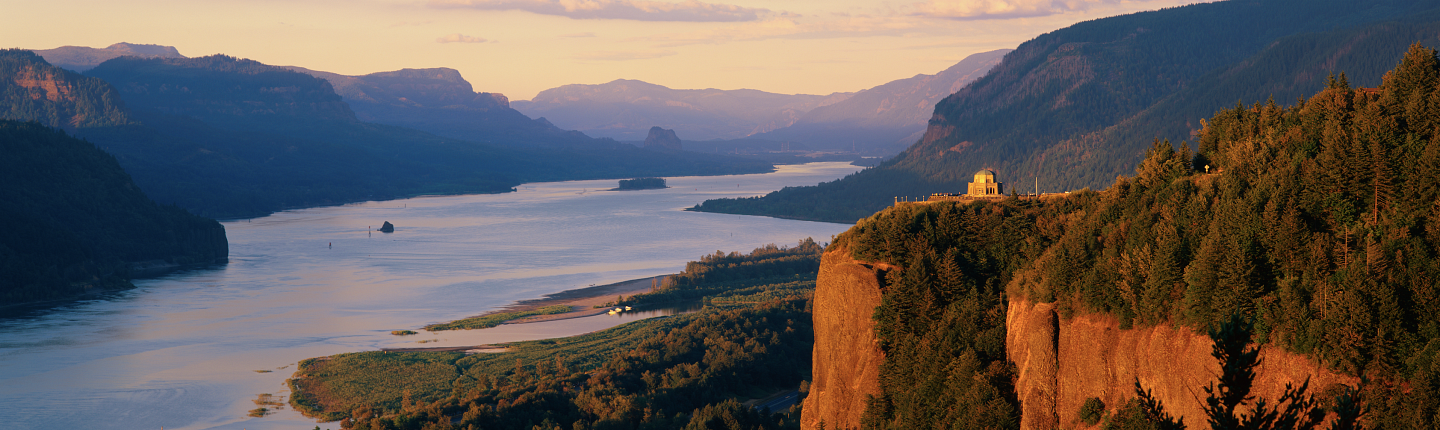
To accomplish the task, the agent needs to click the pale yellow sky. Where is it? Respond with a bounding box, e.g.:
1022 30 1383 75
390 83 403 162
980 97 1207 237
8 0 1210 100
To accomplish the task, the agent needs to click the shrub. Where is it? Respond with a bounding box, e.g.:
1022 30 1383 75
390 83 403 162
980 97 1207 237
1080 397 1105 426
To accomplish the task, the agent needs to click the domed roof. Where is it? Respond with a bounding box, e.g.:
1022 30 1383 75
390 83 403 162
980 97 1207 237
975 169 995 176
973 169 996 183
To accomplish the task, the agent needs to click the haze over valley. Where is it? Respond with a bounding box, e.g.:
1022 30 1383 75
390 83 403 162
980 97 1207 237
6 0 1440 429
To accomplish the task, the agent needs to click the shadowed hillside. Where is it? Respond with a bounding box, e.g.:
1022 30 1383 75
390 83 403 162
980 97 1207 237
0 120 227 305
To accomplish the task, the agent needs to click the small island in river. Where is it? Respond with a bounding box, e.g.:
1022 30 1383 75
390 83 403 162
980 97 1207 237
614 177 667 191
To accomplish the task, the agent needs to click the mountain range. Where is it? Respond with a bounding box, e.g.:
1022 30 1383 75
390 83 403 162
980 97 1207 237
2 50 770 219
512 79 853 142
284 66 601 149
511 49 1008 155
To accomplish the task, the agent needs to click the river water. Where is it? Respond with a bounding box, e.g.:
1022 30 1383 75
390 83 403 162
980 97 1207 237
0 162 863 430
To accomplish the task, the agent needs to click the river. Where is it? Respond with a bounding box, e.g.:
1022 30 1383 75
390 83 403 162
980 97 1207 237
0 162 863 430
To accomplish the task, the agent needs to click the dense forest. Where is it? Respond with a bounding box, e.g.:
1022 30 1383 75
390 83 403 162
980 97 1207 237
0 120 226 304
693 0 1440 224
290 241 825 430
837 44 1440 429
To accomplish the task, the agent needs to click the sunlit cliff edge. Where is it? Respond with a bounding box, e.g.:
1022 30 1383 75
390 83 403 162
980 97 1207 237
802 225 1352 430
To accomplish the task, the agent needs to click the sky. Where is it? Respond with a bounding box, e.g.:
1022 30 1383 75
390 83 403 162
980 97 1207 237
10 0 1211 101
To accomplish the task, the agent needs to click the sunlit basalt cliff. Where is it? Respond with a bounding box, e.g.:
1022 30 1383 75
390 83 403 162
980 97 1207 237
0 49 131 128
800 244 888 430
801 248 1352 430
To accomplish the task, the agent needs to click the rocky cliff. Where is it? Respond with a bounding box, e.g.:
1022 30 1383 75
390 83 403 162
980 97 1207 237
805 253 1354 430
1007 299 1355 430
0 49 132 128
800 245 888 430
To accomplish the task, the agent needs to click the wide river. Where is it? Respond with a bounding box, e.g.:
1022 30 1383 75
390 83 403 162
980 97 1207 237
0 162 863 430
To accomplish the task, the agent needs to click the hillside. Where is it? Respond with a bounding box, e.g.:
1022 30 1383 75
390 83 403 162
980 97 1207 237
0 120 227 305
512 79 852 141
0 51 771 218
749 49 1010 154
0 49 131 128
287 66 603 148
803 44 1440 429
694 0 1440 223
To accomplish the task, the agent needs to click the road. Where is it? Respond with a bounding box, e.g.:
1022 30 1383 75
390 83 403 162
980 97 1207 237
754 390 801 413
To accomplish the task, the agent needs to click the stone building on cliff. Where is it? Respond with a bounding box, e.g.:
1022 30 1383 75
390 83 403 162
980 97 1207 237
967 169 1003 197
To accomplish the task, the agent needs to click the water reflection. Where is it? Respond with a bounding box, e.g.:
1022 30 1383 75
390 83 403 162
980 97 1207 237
0 162 863 430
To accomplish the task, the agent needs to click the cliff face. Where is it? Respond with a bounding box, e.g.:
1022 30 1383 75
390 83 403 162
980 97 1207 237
1007 299 1356 430
0 49 131 128
800 245 889 430
805 253 1354 430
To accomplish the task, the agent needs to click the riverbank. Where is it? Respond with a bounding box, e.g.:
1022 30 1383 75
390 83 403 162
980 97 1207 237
474 275 666 325
381 275 669 352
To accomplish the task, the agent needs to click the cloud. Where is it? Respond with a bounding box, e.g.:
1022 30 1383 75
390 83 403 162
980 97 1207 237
429 0 769 22
913 0 1125 20
437 33 491 43
573 50 678 61
561 32 597 37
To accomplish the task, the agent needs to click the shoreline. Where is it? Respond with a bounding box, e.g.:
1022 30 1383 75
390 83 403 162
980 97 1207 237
381 275 667 352
493 274 667 324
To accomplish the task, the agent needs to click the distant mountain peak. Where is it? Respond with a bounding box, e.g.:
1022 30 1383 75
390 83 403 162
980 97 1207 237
643 126 682 150
286 66 509 111
31 42 184 72
105 42 184 58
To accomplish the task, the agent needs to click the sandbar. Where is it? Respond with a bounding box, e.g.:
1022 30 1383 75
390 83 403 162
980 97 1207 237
500 275 665 324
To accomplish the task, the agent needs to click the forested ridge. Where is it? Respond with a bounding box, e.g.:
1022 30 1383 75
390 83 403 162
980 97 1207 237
834 44 1440 429
290 242 824 430
0 120 227 304
0 49 130 128
694 0 1440 224
0 50 772 220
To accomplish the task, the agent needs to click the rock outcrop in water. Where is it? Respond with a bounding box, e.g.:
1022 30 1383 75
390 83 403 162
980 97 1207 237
379 221 395 233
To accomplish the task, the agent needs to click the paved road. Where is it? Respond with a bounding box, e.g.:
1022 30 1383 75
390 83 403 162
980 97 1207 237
755 390 801 413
